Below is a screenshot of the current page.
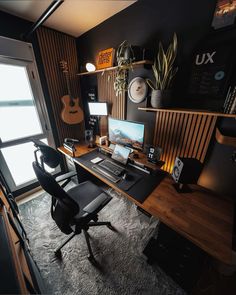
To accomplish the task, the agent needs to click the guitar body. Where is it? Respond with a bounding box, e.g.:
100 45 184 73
59 60 84 125
61 95 84 125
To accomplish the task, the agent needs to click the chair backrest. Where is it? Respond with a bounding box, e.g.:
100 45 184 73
32 139 62 168
32 161 79 234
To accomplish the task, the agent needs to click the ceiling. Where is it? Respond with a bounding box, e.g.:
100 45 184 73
0 0 136 37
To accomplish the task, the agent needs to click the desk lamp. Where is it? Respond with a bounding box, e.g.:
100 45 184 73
87 102 108 147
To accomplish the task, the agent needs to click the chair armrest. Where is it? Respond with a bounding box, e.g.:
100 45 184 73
83 193 112 214
55 171 77 183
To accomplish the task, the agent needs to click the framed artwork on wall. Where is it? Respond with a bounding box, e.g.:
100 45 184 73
212 0 236 29
96 48 115 70
187 39 236 111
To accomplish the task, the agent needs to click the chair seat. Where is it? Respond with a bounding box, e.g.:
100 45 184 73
67 181 112 220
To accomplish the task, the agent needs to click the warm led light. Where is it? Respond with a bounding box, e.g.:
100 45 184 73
85 63 96 72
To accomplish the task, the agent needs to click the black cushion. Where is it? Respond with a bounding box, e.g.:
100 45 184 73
66 181 110 219
83 192 112 214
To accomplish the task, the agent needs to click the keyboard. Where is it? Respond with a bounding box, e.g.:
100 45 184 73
92 165 120 183
98 159 124 176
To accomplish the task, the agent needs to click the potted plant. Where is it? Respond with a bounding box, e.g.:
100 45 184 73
146 33 178 108
114 40 134 97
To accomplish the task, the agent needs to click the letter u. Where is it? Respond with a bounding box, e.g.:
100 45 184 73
195 54 205 65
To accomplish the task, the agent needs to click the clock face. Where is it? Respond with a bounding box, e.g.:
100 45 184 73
128 77 148 103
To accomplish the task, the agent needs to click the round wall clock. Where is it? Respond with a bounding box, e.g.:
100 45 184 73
128 77 148 103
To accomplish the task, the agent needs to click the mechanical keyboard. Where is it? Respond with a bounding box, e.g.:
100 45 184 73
98 159 124 176
92 165 120 183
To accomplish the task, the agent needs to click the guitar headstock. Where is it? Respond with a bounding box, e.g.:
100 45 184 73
59 60 69 73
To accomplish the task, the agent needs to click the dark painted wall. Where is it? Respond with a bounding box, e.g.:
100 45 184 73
76 0 236 199
0 11 30 40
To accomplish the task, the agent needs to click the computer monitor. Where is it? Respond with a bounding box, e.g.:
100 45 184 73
108 117 145 150
88 102 108 116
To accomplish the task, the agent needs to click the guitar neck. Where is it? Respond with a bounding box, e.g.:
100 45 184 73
65 72 72 99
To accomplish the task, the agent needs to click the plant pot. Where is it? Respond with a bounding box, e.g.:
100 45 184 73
150 90 171 108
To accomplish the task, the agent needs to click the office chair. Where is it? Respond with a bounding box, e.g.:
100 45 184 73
32 139 77 188
32 153 113 263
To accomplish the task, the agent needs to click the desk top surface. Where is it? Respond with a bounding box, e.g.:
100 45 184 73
58 143 234 264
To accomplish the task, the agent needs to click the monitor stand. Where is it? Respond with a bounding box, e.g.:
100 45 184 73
126 147 134 153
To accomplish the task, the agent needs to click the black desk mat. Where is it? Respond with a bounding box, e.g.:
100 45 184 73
75 149 167 203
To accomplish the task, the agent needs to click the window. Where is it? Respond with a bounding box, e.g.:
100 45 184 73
0 36 54 193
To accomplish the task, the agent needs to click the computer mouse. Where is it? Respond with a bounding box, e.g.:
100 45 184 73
122 173 133 181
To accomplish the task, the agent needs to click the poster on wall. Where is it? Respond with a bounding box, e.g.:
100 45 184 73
187 40 235 111
96 48 115 70
212 0 236 29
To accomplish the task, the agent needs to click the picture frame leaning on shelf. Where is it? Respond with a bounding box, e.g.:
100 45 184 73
212 0 236 30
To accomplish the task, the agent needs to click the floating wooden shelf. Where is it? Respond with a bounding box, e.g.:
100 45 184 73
77 60 152 76
138 107 236 118
215 128 236 147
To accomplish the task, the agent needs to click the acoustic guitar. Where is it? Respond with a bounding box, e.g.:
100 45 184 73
59 60 84 124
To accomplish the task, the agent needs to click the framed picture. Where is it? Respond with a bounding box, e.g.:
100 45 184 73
96 48 115 70
187 40 235 111
212 0 236 29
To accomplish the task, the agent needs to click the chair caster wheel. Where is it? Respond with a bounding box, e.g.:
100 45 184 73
107 223 116 231
54 250 62 258
88 255 97 265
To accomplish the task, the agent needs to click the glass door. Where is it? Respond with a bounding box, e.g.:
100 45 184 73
0 50 54 194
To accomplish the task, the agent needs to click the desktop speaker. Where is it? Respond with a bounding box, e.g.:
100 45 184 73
171 157 202 184
85 130 94 147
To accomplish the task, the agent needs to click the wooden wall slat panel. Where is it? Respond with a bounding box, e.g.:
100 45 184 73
36 27 84 145
97 70 126 135
193 115 206 158
154 112 217 173
200 116 217 163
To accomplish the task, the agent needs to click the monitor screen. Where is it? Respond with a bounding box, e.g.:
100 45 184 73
111 144 130 165
88 102 108 116
108 118 145 150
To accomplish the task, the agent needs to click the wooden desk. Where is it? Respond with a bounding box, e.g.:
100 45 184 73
58 144 234 265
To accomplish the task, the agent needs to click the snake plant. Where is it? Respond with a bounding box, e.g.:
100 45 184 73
147 33 178 91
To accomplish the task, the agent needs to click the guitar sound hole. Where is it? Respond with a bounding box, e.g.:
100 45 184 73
69 101 75 107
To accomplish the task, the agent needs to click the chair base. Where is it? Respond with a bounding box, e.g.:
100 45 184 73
54 221 113 262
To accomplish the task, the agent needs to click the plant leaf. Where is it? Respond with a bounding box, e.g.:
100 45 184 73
146 79 156 90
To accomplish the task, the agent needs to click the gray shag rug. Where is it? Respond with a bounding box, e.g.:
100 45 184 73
19 187 186 295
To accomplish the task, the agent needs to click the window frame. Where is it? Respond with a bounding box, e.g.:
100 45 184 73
0 36 55 193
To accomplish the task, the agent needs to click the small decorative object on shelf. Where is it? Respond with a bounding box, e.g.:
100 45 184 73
212 0 236 30
146 33 178 108
146 145 162 164
85 62 96 72
96 48 115 70
114 40 134 97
